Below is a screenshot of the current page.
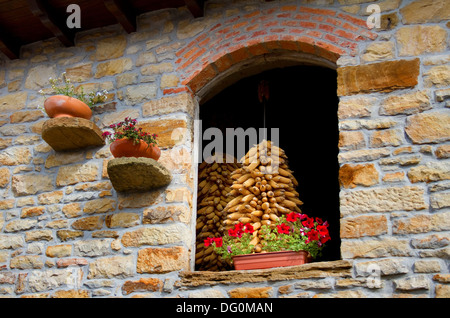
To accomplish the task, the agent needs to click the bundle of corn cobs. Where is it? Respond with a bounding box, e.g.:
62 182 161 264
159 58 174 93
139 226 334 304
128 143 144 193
195 142 303 270
222 140 303 254
195 153 241 271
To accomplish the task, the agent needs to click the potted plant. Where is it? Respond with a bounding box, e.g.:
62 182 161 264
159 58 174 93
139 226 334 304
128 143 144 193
39 72 108 120
102 117 160 160
204 212 330 270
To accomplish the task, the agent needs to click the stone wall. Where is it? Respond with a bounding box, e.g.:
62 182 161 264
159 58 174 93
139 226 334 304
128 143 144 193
0 0 449 298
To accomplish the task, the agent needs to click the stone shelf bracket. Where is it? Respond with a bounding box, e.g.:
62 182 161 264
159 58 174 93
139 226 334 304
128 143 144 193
41 117 105 151
107 157 172 192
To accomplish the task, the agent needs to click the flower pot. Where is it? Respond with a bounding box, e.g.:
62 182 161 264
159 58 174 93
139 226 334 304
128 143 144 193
232 250 309 270
109 138 161 160
44 95 92 120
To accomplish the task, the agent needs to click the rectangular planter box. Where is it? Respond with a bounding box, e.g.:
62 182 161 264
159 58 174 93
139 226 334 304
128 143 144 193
232 251 309 270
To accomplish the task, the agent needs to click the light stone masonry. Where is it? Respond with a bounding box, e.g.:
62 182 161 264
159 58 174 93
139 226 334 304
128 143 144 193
0 0 448 299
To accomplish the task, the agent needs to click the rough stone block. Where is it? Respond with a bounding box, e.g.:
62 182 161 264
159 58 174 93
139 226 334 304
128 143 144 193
12 174 54 196
337 59 420 96
340 186 427 215
137 246 189 273
107 157 172 192
41 117 105 151
339 163 379 188
341 215 388 238
137 118 188 149
397 25 447 56
400 0 450 24
56 162 99 186
405 111 450 144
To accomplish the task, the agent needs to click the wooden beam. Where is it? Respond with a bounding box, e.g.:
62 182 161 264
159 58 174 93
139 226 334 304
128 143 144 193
0 28 20 59
104 0 136 33
27 0 75 47
184 0 204 18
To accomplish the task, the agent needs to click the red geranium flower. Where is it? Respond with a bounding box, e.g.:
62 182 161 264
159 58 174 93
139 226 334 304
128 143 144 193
317 225 329 237
204 237 214 247
228 228 238 238
307 229 319 242
320 235 331 244
286 212 301 222
244 223 254 234
277 223 290 234
213 237 223 248
302 216 314 229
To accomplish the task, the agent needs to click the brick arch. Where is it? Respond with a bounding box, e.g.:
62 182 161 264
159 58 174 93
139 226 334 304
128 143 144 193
174 5 377 99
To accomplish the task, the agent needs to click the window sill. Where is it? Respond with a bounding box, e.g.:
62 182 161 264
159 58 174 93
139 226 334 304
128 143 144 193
178 260 352 287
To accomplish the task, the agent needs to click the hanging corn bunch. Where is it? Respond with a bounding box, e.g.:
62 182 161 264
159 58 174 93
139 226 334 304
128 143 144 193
195 153 240 271
223 140 303 253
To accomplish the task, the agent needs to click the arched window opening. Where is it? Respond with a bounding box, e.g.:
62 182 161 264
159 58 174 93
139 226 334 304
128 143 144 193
196 65 340 271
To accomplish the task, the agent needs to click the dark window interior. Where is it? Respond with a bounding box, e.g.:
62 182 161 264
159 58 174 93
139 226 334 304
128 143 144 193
199 65 340 262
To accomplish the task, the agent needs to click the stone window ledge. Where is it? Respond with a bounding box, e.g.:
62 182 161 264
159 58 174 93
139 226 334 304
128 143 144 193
178 260 352 287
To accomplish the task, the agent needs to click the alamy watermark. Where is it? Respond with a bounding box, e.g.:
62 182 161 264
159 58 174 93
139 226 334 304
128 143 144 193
172 119 281 172
366 4 381 29
66 4 81 29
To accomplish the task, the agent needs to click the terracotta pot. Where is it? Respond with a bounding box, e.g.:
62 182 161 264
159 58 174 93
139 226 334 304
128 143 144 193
109 138 161 160
44 95 92 120
232 250 309 270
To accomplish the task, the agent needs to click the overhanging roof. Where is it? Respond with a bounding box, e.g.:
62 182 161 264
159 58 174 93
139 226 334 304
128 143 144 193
0 0 206 59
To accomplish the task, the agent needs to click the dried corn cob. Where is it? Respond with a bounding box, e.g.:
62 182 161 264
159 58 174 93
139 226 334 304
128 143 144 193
195 154 240 271
222 140 303 253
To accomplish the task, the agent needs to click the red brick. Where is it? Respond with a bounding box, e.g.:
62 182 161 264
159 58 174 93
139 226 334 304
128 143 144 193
210 23 222 32
246 24 259 32
225 30 240 39
252 30 267 38
337 13 367 27
278 39 301 52
247 42 270 56
299 21 317 29
229 46 252 64
326 17 342 26
342 22 359 32
270 28 286 33
277 13 291 18
235 34 248 42
183 46 200 59
233 21 248 29
187 64 218 93
198 37 211 47
213 54 233 72
281 20 300 27
315 41 344 62
360 29 378 41
289 28 305 35
300 7 336 16
180 47 207 69
225 16 240 24
163 86 189 95
297 37 316 54
263 20 279 28
307 30 322 38
244 11 260 19
281 5 297 11
294 13 311 20
218 26 231 35
324 34 340 44
194 33 207 44
319 24 335 33
335 29 358 41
